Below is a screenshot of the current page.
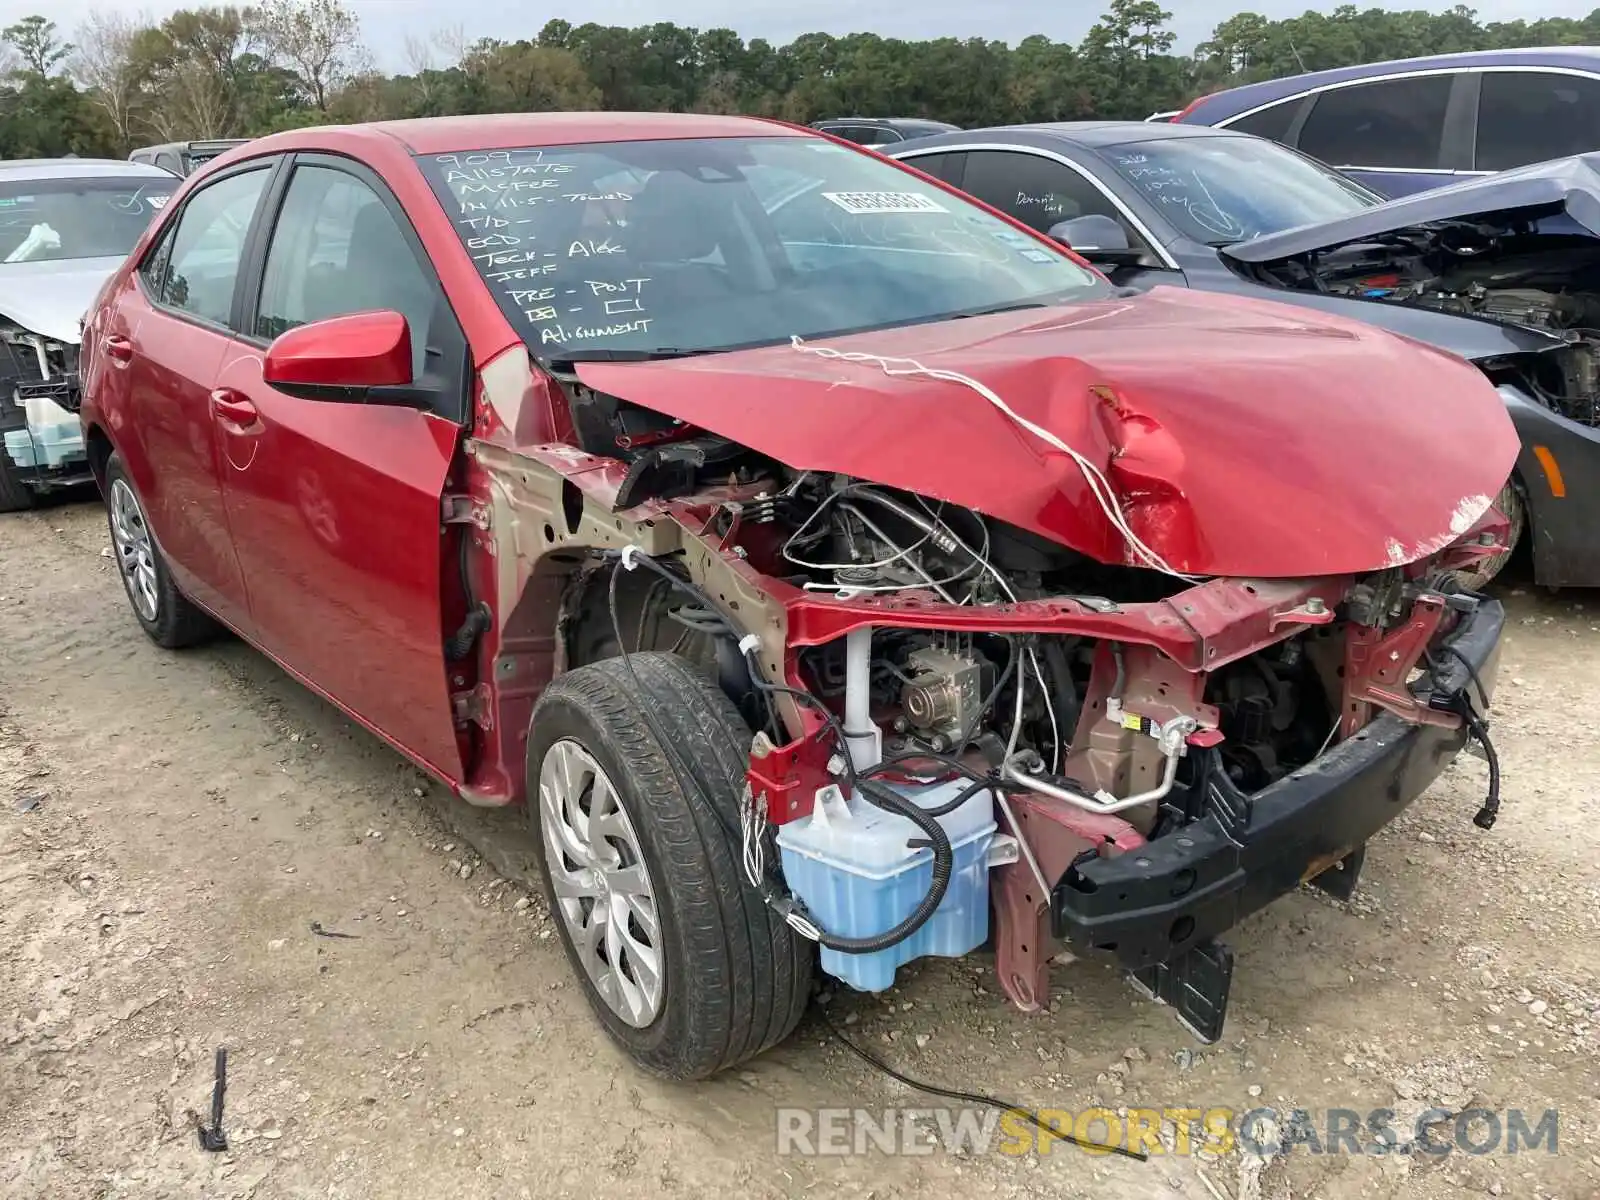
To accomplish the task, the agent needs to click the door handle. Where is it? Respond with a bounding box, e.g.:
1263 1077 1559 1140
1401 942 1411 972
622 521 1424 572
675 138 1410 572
210 388 259 428
103 335 133 363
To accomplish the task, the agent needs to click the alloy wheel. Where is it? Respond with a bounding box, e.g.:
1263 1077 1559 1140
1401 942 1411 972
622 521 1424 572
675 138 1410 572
537 738 665 1027
109 478 159 622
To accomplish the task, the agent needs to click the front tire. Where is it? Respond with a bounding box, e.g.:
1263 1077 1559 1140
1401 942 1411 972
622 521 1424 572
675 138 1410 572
526 652 812 1080
104 451 218 649
0 448 37 513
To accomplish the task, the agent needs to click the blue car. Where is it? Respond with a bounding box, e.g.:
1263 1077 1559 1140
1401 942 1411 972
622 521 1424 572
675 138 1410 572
1168 47 1600 197
888 121 1600 589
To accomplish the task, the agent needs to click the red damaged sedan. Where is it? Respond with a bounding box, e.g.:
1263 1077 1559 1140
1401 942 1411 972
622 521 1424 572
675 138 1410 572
76 112 1516 1080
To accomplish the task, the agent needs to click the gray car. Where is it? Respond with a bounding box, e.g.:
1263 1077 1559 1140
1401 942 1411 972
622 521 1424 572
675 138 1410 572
809 117 960 146
0 158 178 510
128 139 249 178
889 122 1600 589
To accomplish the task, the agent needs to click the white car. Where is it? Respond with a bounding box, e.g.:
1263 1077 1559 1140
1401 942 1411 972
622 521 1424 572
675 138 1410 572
0 158 177 511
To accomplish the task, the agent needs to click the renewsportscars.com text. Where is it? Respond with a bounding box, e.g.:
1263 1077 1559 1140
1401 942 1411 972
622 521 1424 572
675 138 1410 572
774 1106 1560 1158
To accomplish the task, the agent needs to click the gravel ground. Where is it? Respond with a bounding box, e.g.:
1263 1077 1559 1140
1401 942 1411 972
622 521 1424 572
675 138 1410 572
2 495 1597 1200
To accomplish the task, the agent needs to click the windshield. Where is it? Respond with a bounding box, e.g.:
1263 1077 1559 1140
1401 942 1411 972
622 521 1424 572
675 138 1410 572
1097 135 1380 245
418 135 1107 359
0 176 175 263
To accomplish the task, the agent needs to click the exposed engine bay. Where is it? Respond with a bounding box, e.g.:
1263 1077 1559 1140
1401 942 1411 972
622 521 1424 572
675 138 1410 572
540 372 1508 1039
565 380 1342 819
1240 220 1600 427
773 475 1338 803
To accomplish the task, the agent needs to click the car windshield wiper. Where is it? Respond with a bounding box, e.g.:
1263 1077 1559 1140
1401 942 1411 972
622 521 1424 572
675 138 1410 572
543 347 716 365
952 301 1056 319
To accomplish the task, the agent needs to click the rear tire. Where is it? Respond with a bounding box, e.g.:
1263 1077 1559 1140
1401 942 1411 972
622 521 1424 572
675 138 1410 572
526 652 812 1080
104 451 218 649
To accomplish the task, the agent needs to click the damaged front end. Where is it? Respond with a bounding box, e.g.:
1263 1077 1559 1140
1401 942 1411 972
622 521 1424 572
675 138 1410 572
1222 156 1600 433
466 321 1515 1046
1232 220 1600 429
0 318 87 494
730 517 1507 1044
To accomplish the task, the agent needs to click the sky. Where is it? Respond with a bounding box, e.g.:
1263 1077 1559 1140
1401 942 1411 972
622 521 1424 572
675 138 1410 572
11 0 1599 70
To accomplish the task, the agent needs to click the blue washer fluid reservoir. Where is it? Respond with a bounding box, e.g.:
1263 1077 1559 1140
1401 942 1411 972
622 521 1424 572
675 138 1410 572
776 777 998 992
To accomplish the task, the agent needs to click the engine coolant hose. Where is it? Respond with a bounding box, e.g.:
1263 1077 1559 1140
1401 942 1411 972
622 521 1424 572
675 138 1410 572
797 776 955 955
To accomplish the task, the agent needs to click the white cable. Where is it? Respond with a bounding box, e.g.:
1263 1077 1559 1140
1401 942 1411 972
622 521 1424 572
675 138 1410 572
789 334 1202 582
1029 647 1062 774
785 910 823 941
841 490 990 599
881 497 1065 775
784 492 982 599
781 488 939 574
840 502 962 602
740 782 767 890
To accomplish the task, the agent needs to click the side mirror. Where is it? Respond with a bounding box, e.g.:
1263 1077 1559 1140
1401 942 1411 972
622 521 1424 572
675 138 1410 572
263 310 416 402
1047 215 1142 266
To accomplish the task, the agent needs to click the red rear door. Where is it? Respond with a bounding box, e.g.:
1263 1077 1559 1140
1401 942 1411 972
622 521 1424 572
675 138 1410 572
214 154 472 781
110 163 278 632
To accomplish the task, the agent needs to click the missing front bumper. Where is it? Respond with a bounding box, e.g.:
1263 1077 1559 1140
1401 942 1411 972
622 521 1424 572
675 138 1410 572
4 375 85 478
1050 597 1505 1038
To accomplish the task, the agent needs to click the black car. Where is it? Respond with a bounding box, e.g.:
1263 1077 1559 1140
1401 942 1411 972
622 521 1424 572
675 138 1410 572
890 122 1600 589
809 117 959 146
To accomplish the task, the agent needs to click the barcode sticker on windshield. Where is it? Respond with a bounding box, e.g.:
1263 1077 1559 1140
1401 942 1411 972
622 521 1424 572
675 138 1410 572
821 191 948 214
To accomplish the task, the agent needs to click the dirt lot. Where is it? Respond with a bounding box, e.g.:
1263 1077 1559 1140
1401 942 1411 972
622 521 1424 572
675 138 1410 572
2 495 1597 1200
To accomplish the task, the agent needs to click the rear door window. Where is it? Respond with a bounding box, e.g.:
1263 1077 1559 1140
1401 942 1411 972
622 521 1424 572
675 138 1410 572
1476 70 1600 170
828 125 895 145
1296 74 1453 169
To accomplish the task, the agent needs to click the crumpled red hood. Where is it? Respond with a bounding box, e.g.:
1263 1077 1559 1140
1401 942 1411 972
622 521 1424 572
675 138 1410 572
574 287 1521 579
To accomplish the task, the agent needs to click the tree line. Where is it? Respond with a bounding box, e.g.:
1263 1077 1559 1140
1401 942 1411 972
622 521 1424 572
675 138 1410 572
3 1 1599 159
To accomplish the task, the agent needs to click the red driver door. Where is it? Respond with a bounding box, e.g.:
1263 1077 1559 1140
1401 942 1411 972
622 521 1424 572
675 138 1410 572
213 154 473 781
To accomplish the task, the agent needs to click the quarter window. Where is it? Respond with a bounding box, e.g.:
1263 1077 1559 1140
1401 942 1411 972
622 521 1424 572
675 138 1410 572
897 152 965 183
1296 74 1453 169
154 168 270 325
1476 71 1600 170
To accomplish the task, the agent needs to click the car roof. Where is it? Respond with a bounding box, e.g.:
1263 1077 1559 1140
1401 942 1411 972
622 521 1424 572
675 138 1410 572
814 117 956 127
321 112 808 156
1186 46 1600 119
0 158 176 182
892 121 1243 154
